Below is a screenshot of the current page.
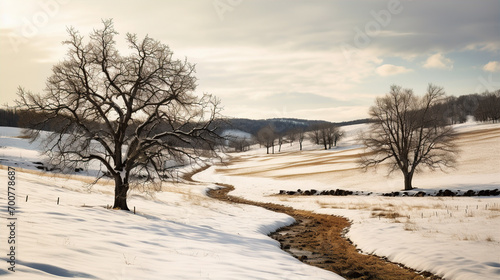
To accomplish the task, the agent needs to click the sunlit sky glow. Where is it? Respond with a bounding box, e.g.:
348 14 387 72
1 0 499 121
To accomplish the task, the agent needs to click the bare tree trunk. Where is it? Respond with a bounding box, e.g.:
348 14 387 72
403 171 413 190
113 176 130 210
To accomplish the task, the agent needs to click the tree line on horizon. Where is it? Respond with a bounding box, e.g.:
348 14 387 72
2 90 498 130
226 122 345 154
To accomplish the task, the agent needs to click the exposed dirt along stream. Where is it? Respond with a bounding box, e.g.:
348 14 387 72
206 183 442 280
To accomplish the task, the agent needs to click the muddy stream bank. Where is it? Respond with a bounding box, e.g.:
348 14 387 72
206 184 442 280
184 167 441 279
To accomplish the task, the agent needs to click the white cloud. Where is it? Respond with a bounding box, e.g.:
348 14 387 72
483 61 500 72
423 53 453 69
2 1 499 120
376 64 412 76
191 45 383 103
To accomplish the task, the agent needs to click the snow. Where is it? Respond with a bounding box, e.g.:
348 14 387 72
195 121 500 280
1 121 499 280
221 129 253 140
0 127 342 279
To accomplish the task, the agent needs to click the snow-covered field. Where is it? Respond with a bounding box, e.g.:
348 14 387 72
195 122 500 280
1 122 499 280
0 127 342 279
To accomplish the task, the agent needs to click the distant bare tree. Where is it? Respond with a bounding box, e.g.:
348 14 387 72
17 20 223 210
325 125 344 149
310 124 343 150
227 136 252 152
308 128 321 146
290 127 306 151
297 128 306 151
287 130 296 146
333 128 344 147
277 133 284 152
359 84 457 190
256 126 276 154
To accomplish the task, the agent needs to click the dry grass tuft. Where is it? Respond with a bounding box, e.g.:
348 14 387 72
457 234 479 241
316 200 341 209
371 210 402 219
485 236 496 242
404 223 418 231
403 219 418 231
487 213 500 219
465 211 475 217
278 196 291 202
488 205 500 212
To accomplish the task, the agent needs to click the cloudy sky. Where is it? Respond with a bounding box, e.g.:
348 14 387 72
1 0 499 121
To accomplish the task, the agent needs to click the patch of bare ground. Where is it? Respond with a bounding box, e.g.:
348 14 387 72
215 149 383 179
207 184 442 280
455 126 500 141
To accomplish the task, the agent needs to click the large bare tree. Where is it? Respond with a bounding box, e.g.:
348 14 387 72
17 20 223 210
359 84 457 190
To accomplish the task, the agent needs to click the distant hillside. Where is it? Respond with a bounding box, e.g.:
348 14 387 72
0 107 368 137
221 118 370 136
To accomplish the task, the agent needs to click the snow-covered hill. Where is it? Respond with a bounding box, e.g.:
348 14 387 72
196 121 500 280
0 126 342 279
1 121 499 280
